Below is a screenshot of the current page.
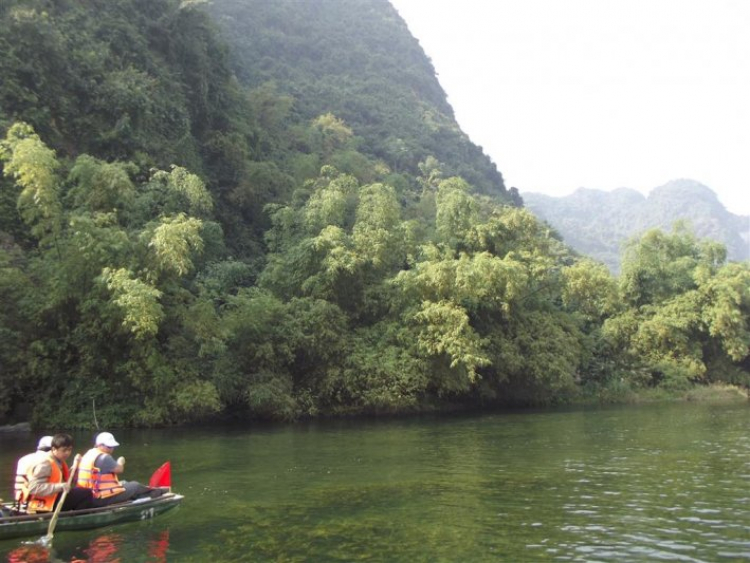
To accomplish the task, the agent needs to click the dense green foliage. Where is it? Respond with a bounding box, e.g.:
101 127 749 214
524 180 749 273
0 0 747 427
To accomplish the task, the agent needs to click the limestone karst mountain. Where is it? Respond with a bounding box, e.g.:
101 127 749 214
524 179 749 273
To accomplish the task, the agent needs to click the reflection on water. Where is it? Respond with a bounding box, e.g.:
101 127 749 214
1 402 749 561
6 544 50 563
78 533 124 563
73 530 169 563
3 530 169 563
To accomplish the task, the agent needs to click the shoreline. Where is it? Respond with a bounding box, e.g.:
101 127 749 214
2 384 746 431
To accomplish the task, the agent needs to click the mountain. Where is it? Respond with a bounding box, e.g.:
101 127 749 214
523 179 750 273
202 0 516 203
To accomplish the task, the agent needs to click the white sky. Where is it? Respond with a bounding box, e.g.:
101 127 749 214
389 0 750 216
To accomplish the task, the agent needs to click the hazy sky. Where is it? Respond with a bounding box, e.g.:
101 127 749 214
389 0 750 216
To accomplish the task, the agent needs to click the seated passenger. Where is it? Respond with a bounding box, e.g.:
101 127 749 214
13 435 52 509
77 432 157 507
23 433 93 513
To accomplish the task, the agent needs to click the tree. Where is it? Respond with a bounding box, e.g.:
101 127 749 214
605 225 749 388
0 123 61 242
1 123 222 426
619 223 724 307
435 177 478 248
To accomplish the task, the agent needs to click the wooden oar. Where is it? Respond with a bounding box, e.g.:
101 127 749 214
40 453 81 545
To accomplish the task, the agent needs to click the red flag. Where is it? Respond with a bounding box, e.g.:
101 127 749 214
149 462 171 489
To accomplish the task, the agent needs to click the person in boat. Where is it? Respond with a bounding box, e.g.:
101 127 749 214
77 431 162 506
22 433 93 513
13 435 52 509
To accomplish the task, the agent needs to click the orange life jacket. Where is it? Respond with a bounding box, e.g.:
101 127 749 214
23 454 69 513
77 448 126 499
14 451 47 504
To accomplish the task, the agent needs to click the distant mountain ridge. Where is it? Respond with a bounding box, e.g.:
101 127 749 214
523 179 750 273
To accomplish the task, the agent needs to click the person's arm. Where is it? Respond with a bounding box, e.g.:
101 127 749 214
26 461 65 497
97 453 124 475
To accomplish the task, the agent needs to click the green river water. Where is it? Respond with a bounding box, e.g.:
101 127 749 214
1 401 749 562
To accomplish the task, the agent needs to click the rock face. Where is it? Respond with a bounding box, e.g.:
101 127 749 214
524 179 750 273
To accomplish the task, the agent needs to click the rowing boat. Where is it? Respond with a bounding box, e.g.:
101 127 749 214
0 492 183 541
0 461 181 541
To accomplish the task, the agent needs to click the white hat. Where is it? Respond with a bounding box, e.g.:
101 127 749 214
95 432 120 448
37 435 53 450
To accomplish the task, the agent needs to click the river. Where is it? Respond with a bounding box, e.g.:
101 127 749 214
1 401 749 561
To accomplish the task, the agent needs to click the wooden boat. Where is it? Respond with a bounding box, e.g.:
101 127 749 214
0 461 181 541
0 492 183 541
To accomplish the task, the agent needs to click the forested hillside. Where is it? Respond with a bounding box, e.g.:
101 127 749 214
0 0 747 428
524 180 750 273
204 0 516 203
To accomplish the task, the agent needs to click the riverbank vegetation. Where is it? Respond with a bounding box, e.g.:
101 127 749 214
0 0 747 427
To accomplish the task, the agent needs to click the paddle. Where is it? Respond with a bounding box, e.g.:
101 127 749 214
40 453 81 545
